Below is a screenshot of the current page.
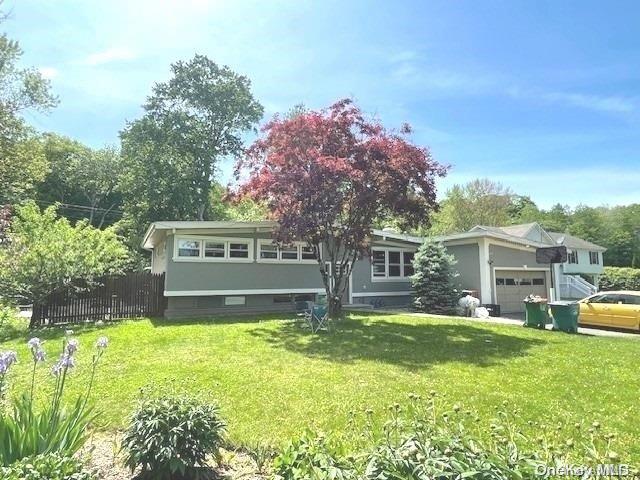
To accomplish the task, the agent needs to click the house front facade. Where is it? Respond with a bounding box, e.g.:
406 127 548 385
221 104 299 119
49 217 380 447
142 221 605 318
142 221 421 319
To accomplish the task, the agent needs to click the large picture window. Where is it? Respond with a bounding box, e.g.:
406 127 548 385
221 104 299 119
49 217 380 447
257 241 317 263
174 236 252 262
371 248 416 281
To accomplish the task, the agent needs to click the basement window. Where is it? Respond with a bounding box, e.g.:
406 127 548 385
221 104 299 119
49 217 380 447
273 295 292 304
224 296 246 306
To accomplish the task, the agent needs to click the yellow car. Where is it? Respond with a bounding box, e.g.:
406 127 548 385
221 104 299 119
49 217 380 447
578 291 640 331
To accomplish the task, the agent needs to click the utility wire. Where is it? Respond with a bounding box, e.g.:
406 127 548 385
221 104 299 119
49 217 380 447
32 199 124 216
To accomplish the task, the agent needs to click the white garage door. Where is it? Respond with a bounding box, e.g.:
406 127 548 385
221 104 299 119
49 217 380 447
495 271 548 314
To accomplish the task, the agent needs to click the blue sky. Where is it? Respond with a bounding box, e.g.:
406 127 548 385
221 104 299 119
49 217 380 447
5 0 640 208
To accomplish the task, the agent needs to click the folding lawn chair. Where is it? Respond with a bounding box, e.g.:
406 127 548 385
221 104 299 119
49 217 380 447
295 300 313 329
311 304 329 333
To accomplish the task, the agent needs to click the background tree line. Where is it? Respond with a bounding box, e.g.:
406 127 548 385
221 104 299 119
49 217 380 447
426 179 639 268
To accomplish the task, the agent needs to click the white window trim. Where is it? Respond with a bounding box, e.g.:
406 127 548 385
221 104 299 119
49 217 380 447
256 239 318 264
370 247 416 282
589 251 600 265
173 235 254 263
567 250 579 264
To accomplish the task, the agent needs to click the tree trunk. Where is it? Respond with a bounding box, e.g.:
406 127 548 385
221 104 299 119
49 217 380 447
328 294 342 318
197 203 206 221
30 303 44 328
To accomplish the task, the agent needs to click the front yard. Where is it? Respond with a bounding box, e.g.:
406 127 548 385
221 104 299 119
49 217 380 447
2 312 639 462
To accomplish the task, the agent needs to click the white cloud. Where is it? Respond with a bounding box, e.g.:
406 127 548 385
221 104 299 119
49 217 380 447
542 92 634 113
83 47 137 66
388 52 635 114
38 66 58 79
507 86 635 114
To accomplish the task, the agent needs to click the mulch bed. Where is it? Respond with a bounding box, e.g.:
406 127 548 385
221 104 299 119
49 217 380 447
81 434 267 480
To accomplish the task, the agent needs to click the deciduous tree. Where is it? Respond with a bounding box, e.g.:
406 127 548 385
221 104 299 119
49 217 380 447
0 203 129 326
0 26 57 204
36 134 123 227
235 99 446 318
138 55 263 220
429 179 513 234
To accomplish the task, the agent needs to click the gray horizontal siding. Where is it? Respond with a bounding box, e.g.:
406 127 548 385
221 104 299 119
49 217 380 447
445 243 481 297
489 245 548 269
166 294 304 319
164 234 324 293
352 295 412 308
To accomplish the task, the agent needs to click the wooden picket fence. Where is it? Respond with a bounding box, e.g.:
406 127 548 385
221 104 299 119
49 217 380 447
31 272 165 327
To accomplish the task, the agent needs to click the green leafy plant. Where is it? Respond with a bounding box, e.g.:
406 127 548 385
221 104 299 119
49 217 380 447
274 393 625 480
599 266 640 291
0 333 109 466
273 432 356 480
246 442 274 474
122 393 227 479
0 202 129 327
0 302 26 341
0 452 96 480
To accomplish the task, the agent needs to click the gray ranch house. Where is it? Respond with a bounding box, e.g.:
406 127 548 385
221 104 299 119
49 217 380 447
142 221 421 319
142 221 604 318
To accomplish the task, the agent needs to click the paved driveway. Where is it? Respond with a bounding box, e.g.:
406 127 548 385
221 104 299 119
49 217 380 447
386 310 639 339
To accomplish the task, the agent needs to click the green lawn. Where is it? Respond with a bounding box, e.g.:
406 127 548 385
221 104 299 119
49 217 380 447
1 312 639 461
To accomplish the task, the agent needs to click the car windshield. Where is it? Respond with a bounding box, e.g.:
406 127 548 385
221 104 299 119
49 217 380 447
588 294 619 304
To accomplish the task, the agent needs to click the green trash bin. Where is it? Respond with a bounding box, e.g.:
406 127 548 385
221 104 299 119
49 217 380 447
549 301 579 333
523 300 549 329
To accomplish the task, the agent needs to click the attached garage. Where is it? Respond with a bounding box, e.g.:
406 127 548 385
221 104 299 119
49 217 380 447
494 270 549 314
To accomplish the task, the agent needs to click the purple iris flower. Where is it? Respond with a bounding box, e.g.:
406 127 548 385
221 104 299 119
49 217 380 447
2 351 17 365
0 351 18 374
51 353 75 376
96 337 108 349
34 349 46 362
66 339 79 355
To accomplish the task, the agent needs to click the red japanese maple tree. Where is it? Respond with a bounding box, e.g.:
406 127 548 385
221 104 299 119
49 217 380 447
234 99 446 317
